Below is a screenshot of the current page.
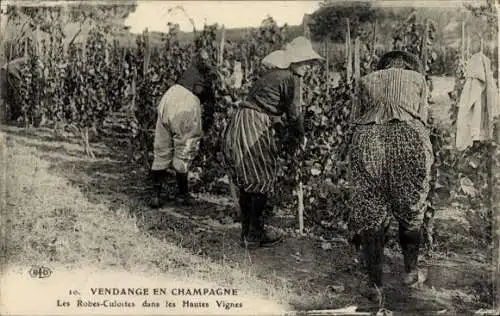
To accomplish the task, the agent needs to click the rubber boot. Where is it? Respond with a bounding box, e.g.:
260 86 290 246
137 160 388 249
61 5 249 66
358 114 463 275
359 227 385 302
399 224 425 287
175 172 194 206
149 169 167 209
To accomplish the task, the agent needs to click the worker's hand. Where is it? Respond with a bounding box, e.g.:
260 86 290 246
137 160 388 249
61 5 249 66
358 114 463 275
300 136 307 151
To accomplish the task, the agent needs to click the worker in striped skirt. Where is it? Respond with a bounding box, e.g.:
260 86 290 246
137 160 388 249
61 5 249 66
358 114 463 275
223 37 324 249
150 50 217 208
347 50 434 301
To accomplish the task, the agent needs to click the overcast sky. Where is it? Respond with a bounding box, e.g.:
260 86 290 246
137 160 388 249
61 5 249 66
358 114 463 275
124 1 321 33
123 0 477 34
1 0 486 35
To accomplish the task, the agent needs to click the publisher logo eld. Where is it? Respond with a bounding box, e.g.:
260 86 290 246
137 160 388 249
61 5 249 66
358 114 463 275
29 266 52 279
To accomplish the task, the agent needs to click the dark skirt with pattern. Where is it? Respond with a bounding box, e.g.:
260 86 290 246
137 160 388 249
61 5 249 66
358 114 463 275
222 107 278 194
347 119 434 234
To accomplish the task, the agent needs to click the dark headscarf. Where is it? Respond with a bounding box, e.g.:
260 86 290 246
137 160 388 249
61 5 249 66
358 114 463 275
376 50 423 73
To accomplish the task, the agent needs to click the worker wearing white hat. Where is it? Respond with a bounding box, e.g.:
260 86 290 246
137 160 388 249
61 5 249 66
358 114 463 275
223 37 323 249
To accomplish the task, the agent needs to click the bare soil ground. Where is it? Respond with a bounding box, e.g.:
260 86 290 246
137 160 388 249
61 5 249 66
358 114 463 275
431 76 456 126
0 77 495 315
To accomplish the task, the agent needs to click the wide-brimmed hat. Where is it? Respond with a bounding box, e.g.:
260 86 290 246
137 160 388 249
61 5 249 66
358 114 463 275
261 36 324 69
284 36 324 65
377 50 423 73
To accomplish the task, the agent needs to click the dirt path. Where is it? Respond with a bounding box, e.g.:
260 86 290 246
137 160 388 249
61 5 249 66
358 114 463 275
430 76 455 125
1 125 493 315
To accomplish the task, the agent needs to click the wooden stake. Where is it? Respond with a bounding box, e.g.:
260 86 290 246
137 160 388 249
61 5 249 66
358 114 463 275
295 17 310 236
422 19 429 75
351 37 361 125
131 68 137 112
143 28 150 77
298 181 304 235
120 46 125 76
325 40 329 94
466 32 471 59
285 310 371 316
35 25 40 57
461 22 465 61
297 75 304 236
371 20 378 68
284 305 373 315
345 18 352 83
354 37 360 83
219 25 225 66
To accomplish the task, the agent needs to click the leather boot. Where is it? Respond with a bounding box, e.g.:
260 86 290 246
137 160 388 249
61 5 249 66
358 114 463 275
359 227 385 302
175 172 194 206
149 169 167 209
351 233 362 251
242 193 261 249
252 193 282 248
399 224 425 286
239 190 255 248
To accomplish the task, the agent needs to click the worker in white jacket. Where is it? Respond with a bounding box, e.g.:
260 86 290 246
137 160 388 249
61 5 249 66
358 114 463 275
455 52 499 150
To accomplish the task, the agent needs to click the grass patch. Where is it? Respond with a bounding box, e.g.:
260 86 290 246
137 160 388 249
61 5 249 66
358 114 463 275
0 123 494 313
0 134 291 311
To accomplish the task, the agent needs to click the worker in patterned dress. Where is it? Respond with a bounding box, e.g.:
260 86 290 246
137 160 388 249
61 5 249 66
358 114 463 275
150 50 217 208
223 37 323 249
347 50 433 301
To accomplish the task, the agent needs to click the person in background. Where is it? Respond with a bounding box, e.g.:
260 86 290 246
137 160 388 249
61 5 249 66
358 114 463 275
455 52 499 151
1 57 31 123
150 49 217 208
347 50 433 301
223 37 323 249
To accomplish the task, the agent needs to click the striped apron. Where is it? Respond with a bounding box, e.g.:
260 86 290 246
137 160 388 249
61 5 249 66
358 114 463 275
223 106 278 194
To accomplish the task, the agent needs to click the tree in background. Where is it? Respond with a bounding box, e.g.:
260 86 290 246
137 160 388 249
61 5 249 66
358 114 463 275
464 0 498 77
309 0 378 43
465 0 498 38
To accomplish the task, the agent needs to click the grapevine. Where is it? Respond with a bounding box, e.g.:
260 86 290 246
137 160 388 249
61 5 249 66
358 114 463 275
6 6 496 247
